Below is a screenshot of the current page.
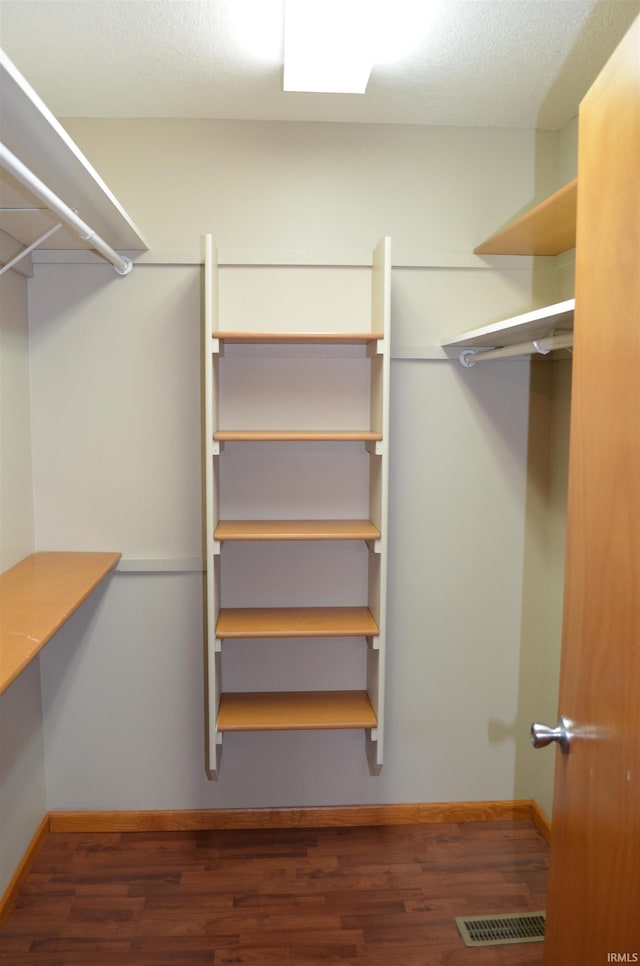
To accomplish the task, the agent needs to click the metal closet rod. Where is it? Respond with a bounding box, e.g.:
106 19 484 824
0 142 133 276
459 332 574 367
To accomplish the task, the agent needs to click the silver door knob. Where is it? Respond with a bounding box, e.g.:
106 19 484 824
531 716 573 754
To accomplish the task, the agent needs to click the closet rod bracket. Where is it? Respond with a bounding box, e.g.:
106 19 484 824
113 255 133 276
459 349 479 368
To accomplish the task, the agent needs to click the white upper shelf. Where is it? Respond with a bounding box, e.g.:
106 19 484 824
443 299 575 349
0 50 147 252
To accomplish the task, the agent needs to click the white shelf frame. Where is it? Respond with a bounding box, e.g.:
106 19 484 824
203 236 391 778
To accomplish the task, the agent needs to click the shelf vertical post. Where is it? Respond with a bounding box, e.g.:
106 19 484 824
204 235 223 777
366 236 391 774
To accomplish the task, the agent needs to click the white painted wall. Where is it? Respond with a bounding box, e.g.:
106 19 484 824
0 270 46 898
28 119 563 810
516 358 572 820
1 271 35 567
513 117 577 820
61 119 559 263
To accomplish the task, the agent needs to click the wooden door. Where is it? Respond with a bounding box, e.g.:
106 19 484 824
543 17 640 963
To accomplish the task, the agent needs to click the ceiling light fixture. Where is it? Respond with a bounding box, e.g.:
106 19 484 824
282 0 441 95
283 0 375 94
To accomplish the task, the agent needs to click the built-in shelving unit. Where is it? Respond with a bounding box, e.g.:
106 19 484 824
203 237 391 777
474 179 577 256
0 551 121 694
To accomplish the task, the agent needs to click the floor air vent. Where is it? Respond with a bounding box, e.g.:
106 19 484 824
455 911 546 947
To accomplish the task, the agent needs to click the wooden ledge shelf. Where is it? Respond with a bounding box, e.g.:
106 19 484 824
0 551 121 695
216 606 379 639
217 689 377 731
214 430 382 442
475 179 577 256
215 519 381 541
214 331 383 345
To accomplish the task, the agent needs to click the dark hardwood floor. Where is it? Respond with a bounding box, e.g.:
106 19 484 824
0 819 549 965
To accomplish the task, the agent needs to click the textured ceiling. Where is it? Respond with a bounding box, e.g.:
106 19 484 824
0 0 638 129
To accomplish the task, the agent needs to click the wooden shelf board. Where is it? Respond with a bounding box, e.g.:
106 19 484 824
217 689 377 731
444 298 575 348
214 429 382 442
0 551 121 695
474 179 577 256
216 606 379 639
214 331 383 345
215 519 381 541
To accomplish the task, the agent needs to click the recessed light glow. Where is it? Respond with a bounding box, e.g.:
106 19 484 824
283 0 440 94
284 0 376 94
230 0 285 62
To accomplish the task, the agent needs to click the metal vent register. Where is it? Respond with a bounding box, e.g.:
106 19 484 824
455 911 546 947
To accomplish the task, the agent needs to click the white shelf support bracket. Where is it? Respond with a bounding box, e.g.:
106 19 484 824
366 634 380 651
0 221 62 276
207 729 223 781
366 440 384 456
367 339 385 358
366 727 383 775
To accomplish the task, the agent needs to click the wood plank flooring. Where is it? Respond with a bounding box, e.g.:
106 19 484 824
0 819 549 965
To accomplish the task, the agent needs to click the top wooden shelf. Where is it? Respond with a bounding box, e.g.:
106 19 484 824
0 551 121 695
213 331 383 345
474 180 577 256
